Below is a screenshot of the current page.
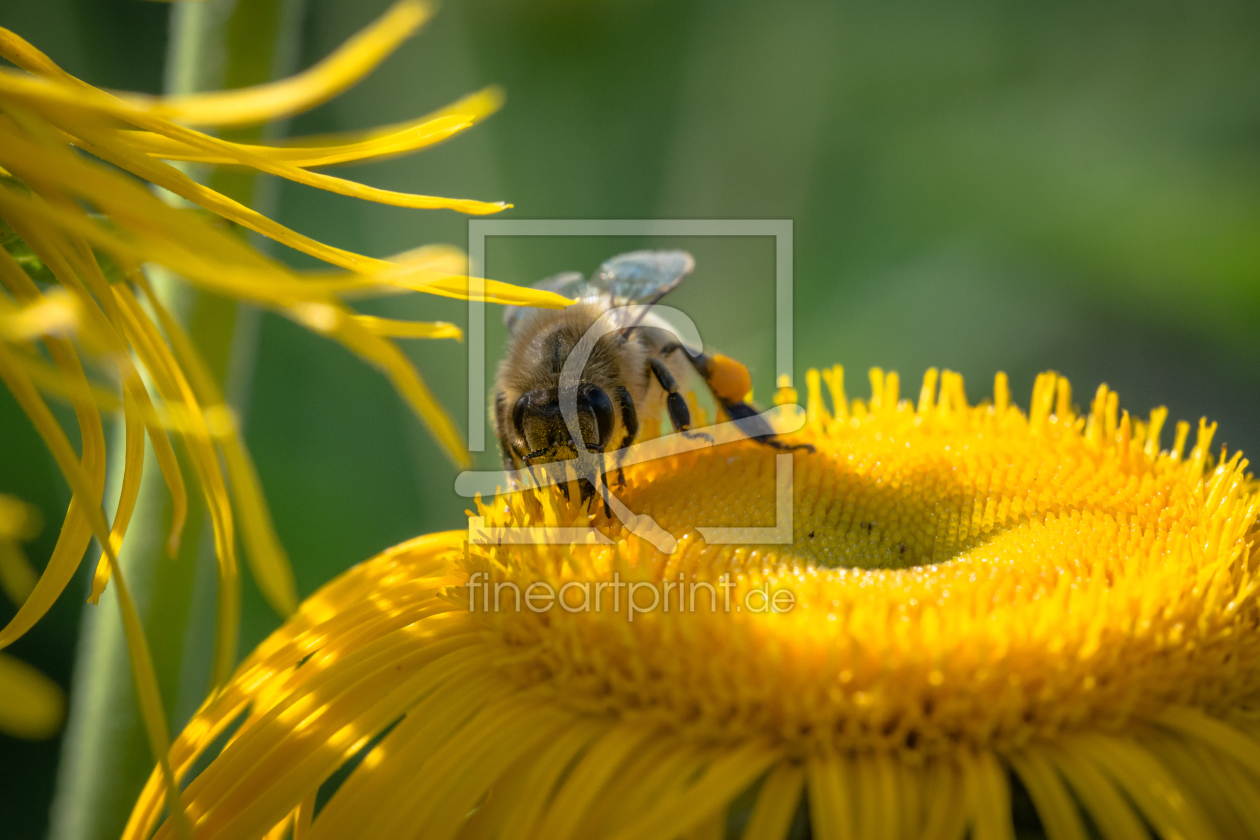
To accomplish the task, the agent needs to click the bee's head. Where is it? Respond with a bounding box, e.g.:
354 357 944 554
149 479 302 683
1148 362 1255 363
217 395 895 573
514 383 615 461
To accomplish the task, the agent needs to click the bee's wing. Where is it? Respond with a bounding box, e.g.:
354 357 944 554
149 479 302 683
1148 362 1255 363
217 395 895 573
502 271 595 332
593 250 694 305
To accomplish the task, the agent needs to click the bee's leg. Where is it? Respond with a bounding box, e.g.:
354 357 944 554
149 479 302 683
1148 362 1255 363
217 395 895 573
722 401 815 453
660 345 815 454
578 445 604 512
613 385 638 489
649 358 713 443
582 450 612 519
600 460 611 518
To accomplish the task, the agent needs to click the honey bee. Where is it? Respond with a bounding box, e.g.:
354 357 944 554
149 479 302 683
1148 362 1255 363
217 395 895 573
493 250 808 508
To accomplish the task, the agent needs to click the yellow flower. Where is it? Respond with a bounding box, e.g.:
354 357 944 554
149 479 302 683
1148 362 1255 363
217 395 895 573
124 366 1260 840
0 1 566 829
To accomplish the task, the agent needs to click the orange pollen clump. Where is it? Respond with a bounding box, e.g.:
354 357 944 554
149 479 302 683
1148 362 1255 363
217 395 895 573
708 353 753 404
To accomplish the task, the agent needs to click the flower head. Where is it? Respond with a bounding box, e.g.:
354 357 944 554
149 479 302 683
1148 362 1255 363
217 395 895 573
125 366 1260 840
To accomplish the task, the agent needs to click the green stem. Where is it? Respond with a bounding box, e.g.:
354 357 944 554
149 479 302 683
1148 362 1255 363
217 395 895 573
48 2 304 838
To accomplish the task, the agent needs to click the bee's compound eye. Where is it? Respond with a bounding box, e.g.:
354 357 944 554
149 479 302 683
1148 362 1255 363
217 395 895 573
583 386 615 447
512 393 531 439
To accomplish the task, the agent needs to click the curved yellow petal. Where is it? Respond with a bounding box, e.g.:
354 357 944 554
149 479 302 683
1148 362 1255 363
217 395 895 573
4 347 122 412
88 391 143 603
1008 749 1090 840
353 315 461 340
326 313 470 469
806 755 856 840
32 120 410 273
0 29 81 86
370 269 574 308
0 651 64 740
134 0 434 127
1074 734 1219 840
0 288 78 340
113 284 240 686
0 342 189 837
0 227 109 645
0 119 566 308
0 126 319 293
122 88 504 168
76 111 511 215
306 671 508 840
743 762 806 840
134 273 297 618
153 635 488 840
0 2 432 128
606 744 781 840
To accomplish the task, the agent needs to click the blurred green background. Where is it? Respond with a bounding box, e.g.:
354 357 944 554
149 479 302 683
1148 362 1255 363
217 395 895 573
2 0 1259 836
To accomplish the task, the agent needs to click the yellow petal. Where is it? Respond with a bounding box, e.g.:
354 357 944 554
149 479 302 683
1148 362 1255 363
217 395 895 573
133 272 298 617
0 123 566 309
216 424 301 617
0 651 64 739
121 87 504 168
1008 750 1090 840
1073 734 1218 840
156 634 488 840
327 313 470 469
353 700 570 840
0 228 109 645
0 2 431 128
605 744 781 840
305 670 508 839
132 0 434 127
0 287 78 340
451 718 605 840
353 315 462 340
0 29 80 86
14 117 400 274
368 268 574 308
5 347 122 412
743 761 806 840
70 109 511 215
0 197 189 604
0 342 189 837
113 284 241 686
1043 744 1147 840
88 391 144 603
0 178 325 307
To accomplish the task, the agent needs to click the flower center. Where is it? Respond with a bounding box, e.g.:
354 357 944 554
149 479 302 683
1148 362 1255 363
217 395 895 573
616 436 984 572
